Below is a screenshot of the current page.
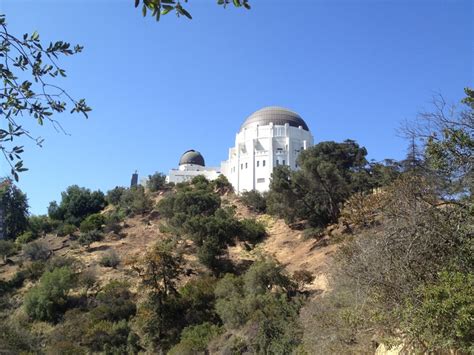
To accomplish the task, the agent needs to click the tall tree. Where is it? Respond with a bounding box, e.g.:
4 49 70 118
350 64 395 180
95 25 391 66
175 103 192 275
0 179 29 240
268 140 370 227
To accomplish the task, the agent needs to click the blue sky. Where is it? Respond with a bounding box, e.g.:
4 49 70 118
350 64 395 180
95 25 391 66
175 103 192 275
1 0 472 214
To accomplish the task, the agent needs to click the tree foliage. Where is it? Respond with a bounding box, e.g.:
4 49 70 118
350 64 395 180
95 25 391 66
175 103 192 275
146 172 167 192
0 15 90 180
268 140 371 227
135 0 251 22
24 266 75 322
48 185 106 225
0 179 29 240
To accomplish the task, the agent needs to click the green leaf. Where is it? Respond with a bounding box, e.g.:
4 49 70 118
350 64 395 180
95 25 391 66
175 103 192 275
142 4 147 16
135 0 140 8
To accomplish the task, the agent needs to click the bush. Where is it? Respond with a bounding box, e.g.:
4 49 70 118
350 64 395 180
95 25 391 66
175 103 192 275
401 271 474 352
90 281 136 322
24 260 47 280
239 219 266 245
169 322 222 355
146 172 167 192
23 240 51 261
79 213 105 233
56 223 77 237
28 215 54 237
99 250 120 268
16 231 38 244
24 266 75 322
103 211 125 234
78 230 103 249
240 190 267 213
0 240 16 262
119 186 153 216
106 186 126 205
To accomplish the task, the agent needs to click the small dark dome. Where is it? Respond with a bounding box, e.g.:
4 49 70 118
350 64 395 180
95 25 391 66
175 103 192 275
179 150 205 166
240 106 309 131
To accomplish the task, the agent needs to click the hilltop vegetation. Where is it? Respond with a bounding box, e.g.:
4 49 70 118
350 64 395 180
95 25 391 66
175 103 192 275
0 89 472 354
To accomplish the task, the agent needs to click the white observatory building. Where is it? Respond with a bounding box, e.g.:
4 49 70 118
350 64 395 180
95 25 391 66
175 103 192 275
167 106 313 193
221 106 314 193
166 149 221 184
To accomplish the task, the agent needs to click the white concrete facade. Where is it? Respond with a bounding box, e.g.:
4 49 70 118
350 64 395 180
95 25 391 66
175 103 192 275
221 122 313 193
166 107 313 193
166 163 221 184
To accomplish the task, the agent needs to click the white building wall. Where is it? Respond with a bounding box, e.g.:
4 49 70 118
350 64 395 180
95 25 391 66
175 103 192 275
222 123 314 194
167 164 221 184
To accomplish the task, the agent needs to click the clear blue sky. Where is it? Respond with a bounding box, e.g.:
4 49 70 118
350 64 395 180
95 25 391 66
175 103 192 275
1 0 472 214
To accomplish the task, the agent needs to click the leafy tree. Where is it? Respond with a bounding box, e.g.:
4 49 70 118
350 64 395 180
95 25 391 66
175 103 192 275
146 172 167 192
106 186 126 205
238 218 266 245
135 0 251 21
24 266 75 322
48 185 106 225
0 180 29 240
119 185 153 216
268 140 370 227
0 15 90 180
132 239 185 351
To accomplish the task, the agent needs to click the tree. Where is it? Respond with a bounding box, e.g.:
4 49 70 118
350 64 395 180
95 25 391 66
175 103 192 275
24 266 75 322
268 140 370 227
48 185 106 225
0 179 29 240
106 186 126 205
146 172 167 192
135 0 250 21
0 15 90 180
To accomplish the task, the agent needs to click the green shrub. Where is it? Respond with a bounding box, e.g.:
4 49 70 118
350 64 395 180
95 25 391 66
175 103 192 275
16 231 37 244
240 190 267 213
169 322 223 355
24 266 75 322
106 186 126 205
78 230 103 249
56 223 77 237
302 226 324 240
401 271 474 352
119 186 153 216
99 250 120 268
28 215 54 237
24 260 47 280
79 213 105 233
23 240 51 261
0 240 16 262
146 172 167 192
91 281 136 322
239 218 266 244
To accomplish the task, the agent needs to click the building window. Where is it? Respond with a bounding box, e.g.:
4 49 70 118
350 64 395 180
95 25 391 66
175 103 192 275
263 160 266 167
276 159 279 166
241 164 243 170
257 161 260 167
283 160 286 165
257 178 265 183
245 162 248 169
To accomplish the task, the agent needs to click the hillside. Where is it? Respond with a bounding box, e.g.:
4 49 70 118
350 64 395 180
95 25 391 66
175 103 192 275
0 194 336 294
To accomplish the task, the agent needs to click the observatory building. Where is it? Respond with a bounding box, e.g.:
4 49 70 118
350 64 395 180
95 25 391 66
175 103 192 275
166 149 221 184
221 106 313 193
166 106 314 193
